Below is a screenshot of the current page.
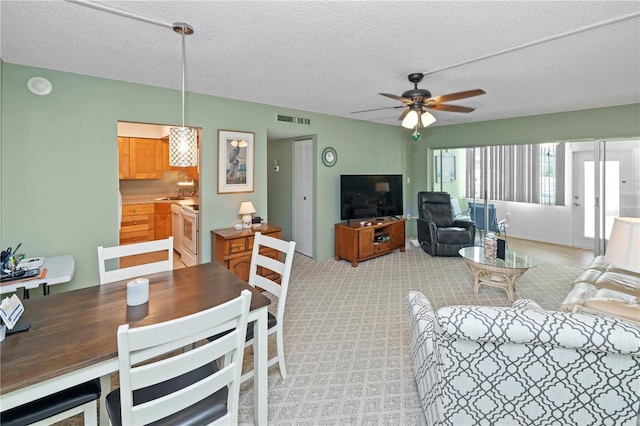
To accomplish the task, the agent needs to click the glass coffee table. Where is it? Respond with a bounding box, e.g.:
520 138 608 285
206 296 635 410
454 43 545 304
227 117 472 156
459 246 537 302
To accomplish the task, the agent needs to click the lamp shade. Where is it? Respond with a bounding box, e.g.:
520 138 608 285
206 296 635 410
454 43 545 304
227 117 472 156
401 110 419 129
169 126 198 167
604 217 640 273
238 201 256 215
375 182 390 192
420 111 436 128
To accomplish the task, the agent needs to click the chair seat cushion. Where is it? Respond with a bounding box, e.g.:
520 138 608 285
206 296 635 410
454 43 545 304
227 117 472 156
246 312 277 341
106 362 228 426
0 379 101 426
435 227 470 244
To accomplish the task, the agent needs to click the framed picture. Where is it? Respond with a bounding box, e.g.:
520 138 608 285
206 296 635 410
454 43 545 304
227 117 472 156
218 130 255 193
435 153 456 183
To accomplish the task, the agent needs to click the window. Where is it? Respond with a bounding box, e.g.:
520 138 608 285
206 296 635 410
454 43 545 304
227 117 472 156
465 143 565 205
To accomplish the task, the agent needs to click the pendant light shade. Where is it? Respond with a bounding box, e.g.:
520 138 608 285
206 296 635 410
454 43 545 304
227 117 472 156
169 126 197 166
169 23 197 167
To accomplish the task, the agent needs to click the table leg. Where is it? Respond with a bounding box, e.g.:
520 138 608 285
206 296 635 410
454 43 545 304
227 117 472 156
253 307 268 425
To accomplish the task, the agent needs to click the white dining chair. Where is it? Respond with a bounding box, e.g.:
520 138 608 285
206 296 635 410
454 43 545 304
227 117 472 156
105 289 251 426
242 232 296 382
97 236 173 284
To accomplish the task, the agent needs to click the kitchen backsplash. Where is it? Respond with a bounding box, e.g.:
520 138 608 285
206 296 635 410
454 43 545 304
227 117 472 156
119 170 198 196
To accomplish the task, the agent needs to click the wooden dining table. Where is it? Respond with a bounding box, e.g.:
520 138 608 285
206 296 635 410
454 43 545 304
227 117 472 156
0 261 271 425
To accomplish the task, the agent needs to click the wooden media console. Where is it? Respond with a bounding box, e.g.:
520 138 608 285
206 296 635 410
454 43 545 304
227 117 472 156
334 218 406 266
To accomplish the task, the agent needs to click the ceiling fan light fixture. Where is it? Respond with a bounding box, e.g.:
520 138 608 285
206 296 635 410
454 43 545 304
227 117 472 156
401 110 419 129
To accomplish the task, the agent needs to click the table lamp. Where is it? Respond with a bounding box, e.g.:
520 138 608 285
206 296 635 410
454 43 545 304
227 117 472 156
239 201 256 229
604 216 640 273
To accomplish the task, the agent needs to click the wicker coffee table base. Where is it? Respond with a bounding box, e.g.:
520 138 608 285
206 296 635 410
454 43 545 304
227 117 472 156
463 261 528 302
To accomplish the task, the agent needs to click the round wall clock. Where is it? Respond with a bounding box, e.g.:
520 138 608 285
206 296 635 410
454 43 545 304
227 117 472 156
322 147 337 167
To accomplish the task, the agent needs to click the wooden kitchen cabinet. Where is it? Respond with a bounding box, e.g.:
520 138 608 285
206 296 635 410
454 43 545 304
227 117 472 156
154 203 172 240
120 203 155 244
118 137 130 179
118 137 162 179
211 224 282 282
334 218 405 266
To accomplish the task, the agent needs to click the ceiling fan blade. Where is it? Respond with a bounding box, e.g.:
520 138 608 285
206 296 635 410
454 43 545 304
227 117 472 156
427 103 475 113
428 89 486 104
380 93 414 105
351 105 404 114
398 108 410 121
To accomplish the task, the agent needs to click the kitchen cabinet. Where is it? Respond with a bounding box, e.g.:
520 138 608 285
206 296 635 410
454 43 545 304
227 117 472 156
120 203 155 244
162 139 199 180
118 137 162 180
211 224 281 282
154 203 172 240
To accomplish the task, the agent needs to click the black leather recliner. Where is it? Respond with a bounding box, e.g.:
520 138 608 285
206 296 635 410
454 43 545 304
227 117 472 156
417 192 476 256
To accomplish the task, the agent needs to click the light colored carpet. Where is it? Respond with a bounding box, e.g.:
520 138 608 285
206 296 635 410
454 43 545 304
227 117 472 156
56 244 583 425
236 244 582 425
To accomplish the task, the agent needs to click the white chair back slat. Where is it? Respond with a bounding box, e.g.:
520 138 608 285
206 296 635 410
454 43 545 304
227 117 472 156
97 237 173 284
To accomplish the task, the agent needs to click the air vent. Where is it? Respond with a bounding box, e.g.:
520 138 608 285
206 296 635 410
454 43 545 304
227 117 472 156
276 114 311 126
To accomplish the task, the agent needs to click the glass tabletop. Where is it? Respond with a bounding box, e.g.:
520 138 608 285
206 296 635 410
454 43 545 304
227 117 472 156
459 246 538 269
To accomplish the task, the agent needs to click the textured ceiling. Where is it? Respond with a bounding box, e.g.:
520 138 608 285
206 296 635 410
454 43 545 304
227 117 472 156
1 1 639 135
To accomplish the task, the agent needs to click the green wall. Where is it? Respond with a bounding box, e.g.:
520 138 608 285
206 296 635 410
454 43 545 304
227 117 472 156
1 63 404 292
425 104 640 148
2 62 638 294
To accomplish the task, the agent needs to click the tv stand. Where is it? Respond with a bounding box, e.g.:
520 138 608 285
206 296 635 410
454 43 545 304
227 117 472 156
334 218 406 266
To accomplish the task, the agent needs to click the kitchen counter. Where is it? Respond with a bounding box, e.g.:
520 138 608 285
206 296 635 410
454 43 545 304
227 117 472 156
121 194 199 206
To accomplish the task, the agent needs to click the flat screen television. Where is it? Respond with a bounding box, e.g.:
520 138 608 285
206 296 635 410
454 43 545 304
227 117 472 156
340 174 403 221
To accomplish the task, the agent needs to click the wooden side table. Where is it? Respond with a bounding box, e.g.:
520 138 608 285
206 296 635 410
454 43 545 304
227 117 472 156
211 224 282 282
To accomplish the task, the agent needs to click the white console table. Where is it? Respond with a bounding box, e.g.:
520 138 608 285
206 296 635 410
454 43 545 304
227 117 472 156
0 255 75 297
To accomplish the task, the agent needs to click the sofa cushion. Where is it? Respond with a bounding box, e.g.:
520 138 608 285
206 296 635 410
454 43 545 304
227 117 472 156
512 298 543 310
595 271 640 296
572 268 604 287
559 282 597 312
434 227 470 244
583 289 640 324
587 255 611 272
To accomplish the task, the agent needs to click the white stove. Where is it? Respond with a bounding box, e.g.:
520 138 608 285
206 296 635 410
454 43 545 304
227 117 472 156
176 203 199 267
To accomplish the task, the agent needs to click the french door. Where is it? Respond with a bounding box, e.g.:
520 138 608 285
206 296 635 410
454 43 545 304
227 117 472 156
571 141 638 250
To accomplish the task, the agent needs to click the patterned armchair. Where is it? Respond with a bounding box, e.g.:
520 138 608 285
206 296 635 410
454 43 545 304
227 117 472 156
407 291 640 425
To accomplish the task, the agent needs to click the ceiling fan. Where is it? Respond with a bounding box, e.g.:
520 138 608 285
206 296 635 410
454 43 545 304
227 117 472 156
353 72 486 129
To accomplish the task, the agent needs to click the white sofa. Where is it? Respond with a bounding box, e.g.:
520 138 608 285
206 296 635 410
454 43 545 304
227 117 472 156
407 291 640 425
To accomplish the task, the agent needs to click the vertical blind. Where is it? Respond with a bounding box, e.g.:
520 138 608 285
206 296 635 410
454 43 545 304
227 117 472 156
465 143 565 205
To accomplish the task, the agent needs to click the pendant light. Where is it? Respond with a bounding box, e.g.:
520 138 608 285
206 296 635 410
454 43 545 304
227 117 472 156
169 23 197 167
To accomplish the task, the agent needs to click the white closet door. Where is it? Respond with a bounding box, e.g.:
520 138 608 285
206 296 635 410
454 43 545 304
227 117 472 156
294 139 313 257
